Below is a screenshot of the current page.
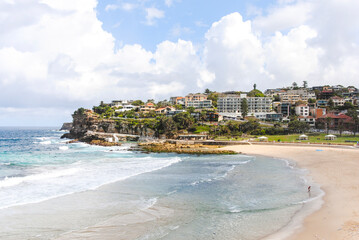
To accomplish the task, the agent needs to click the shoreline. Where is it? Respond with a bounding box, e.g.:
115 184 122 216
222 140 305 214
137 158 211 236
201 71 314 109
222 144 359 240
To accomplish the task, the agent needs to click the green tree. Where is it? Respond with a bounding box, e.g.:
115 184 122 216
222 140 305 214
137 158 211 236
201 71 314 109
241 98 248 118
308 98 316 104
156 116 177 138
132 100 145 106
207 92 219 107
347 109 359 136
174 104 183 110
73 107 86 116
292 82 298 89
173 112 194 130
253 83 257 90
248 89 265 97
205 88 211 94
288 120 309 133
186 106 195 114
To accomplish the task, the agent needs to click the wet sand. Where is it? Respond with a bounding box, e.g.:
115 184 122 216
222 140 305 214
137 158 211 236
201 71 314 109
223 144 359 240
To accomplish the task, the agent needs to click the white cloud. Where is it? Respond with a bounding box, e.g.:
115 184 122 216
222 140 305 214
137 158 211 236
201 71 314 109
204 13 268 90
253 1 313 35
105 4 119 11
145 7 164 25
170 24 193 37
1 0 359 126
105 3 138 12
165 0 173 7
264 26 323 85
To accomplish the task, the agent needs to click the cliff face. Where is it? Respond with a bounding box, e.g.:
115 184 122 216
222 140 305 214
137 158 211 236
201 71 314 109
60 122 73 131
61 110 156 141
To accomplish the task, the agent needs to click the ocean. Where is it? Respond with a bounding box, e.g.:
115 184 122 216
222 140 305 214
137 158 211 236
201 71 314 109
0 127 321 240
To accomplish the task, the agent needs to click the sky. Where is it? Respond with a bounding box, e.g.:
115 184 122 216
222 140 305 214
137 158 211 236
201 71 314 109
0 0 359 126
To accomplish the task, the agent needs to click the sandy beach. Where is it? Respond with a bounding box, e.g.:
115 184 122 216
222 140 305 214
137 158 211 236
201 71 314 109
223 144 359 240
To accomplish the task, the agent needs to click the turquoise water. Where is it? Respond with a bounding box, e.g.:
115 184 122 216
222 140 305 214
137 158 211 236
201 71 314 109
0 128 320 239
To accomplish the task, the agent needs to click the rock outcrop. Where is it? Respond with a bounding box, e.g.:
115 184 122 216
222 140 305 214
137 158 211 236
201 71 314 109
60 122 73 131
61 110 153 144
138 141 237 155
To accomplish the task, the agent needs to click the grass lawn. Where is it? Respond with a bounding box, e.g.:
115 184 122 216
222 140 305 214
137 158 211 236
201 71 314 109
214 134 359 145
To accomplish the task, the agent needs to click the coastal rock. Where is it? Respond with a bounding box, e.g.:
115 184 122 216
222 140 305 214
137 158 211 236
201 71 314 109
60 122 72 131
138 141 237 155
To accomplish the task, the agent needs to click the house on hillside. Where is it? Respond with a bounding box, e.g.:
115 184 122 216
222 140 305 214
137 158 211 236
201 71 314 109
155 106 176 114
140 102 156 113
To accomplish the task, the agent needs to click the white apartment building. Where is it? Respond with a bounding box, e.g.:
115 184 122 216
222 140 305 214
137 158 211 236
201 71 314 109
295 104 310 117
330 96 345 107
218 95 272 115
186 100 212 108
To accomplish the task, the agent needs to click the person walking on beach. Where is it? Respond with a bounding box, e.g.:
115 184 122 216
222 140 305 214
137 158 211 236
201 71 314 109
308 186 311 192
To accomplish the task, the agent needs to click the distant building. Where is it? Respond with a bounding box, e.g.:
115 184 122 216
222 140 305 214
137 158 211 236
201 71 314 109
330 96 345 107
217 95 272 115
295 104 310 117
186 100 213 109
155 106 176 114
279 89 316 104
277 103 291 117
317 113 353 130
115 104 136 112
170 96 185 106
298 116 316 127
184 93 211 108
166 110 186 116
310 108 326 119
140 102 156 113
111 100 133 107
316 99 328 107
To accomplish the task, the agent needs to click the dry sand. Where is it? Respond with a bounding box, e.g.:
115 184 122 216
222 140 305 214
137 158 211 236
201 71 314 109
222 144 359 240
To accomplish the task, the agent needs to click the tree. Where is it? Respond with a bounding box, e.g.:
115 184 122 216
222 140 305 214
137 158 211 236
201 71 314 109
207 92 219 107
241 98 248 118
156 116 177 138
253 83 257 90
74 107 86 116
248 89 265 97
292 82 298 89
132 100 145 106
303 81 308 88
308 98 316 104
173 112 194 130
186 106 195 114
288 120 309 133
205 88 211 94
347 109 359 136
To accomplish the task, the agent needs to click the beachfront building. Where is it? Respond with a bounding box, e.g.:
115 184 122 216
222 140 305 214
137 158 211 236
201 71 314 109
295 104 310 117
217 95 272 115
277 103 291 117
